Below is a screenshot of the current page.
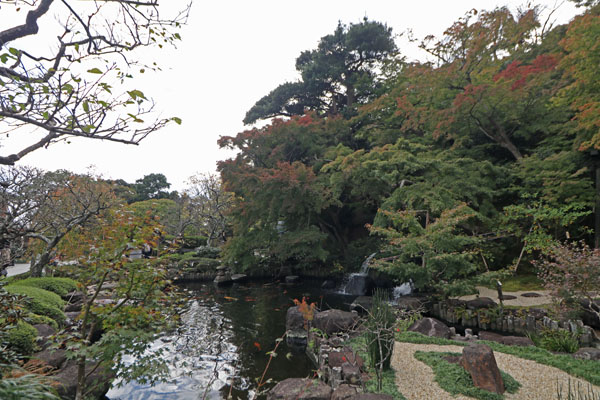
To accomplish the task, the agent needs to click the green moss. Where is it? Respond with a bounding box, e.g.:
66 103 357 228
397 332 600 386
6 321 38 355
486 275 543 292
26 313 58 331
11 277 78 297
4 285 65 326
414 351 520 400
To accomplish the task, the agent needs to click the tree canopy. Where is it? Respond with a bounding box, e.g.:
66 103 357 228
243 19 397 124
0 0 188 165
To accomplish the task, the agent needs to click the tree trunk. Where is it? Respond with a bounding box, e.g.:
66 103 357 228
346 82 355 108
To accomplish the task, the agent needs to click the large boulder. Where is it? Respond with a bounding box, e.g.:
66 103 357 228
573 347 600 361
466 297 496 310
408 317 451 339
313 309 358 336
460 343 505 394
350 296 373 313
579 299 600 329
52 360 116 400
32 348 67 370
331 384 358 400
267 378 332 400
286 306 306 332
479 331 534 347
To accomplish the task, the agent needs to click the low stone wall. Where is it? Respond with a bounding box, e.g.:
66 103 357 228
430 300 596 346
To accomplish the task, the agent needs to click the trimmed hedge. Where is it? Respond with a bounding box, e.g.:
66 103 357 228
6 321 38 355
11 277 78 297
4 285 65 326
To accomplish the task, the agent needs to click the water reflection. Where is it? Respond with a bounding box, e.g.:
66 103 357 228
107 281 349 400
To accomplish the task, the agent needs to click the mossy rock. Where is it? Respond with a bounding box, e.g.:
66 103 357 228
11 277 79 297
26 313 59 331
6 321 38 355
179 257 220 272
4 285 66 326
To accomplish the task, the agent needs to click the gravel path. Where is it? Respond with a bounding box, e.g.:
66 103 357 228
392 342 600 400
457 286 554 307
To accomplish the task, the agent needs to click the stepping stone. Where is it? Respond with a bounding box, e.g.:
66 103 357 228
521 292 542 298
499 295 517 300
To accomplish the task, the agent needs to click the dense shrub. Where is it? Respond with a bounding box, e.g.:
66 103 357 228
194 246 221 259
6 321 37 355
11 277 78 297
4 286 65 326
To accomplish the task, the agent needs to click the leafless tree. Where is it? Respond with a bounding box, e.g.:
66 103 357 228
185 173 233 246
0 0 190 165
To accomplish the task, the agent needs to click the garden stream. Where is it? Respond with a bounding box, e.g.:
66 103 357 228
106 280 349 400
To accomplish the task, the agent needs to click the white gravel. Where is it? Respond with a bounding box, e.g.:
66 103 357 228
392 342 600 400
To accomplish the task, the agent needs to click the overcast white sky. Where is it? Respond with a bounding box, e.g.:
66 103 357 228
1 0 580 190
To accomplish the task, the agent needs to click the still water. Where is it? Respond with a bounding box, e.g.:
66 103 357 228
107 280 350 400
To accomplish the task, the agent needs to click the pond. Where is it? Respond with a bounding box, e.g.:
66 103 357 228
106 279 351 400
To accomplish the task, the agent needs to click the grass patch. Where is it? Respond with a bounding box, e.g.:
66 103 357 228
4 285 65 326
487 275 543 292
414 351 520 400
347 334 407 399
10 277 78 297
397 332 600 386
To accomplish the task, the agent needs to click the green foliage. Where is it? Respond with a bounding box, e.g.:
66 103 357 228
346 334 407 399
532 328 581 353
194 246 221 259
0 375 60 400
371 203 482 296
397 332 600 386
414 351 520 400
5 321 38 355
4 285 65 326
10 277 78 297
131 173 172 202
26 313 58 331
366 289 396 371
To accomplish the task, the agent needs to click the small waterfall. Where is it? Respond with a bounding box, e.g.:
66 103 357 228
339 253 376 295
392 279 415 300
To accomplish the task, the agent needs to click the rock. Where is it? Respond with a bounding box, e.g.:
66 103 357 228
65 301 83 312
500 336 534 347
478 331 503 342
322 279 336 290
285 275 300 284
395 296 426 311
52 360 116 400
342 362 361 384
267 378 332 400
213 274 232 285
65 312 82 324
528 308 548 319
466 297 496 310
479 331 534 346
460 343 505 394
580 299 600 329
350 296 373 313
32 348 67 369
313 309 358 336
286 330 308 350
33 323 56 338
573 347 600 361
63 291 85 303
216 265 229 271
331 384 358 400
231 273 247 282
521 292 542 298
328 348 363 369
348 395 394 400
343 273 372 296
499 295 517 300
408 317 451 339
286 306 306 332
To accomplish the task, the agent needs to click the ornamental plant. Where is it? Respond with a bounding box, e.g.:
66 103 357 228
535 241 600 321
